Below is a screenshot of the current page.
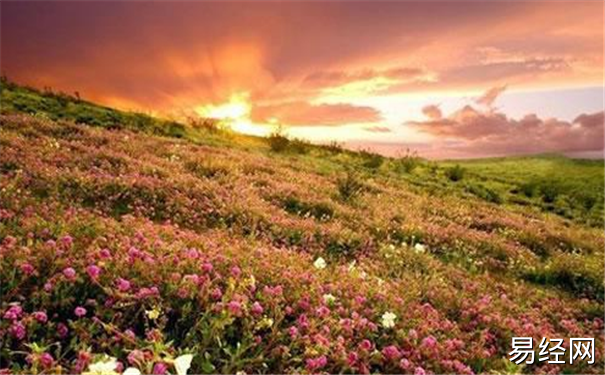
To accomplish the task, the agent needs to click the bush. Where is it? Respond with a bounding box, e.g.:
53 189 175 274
445 165 465 181
289 138 311 154
267 130 290 152
395 149 420 174
539 181 560 203
359 149 384 169
324 141 344 154
281 196 334 221
336 170 364 202
466 183 502 204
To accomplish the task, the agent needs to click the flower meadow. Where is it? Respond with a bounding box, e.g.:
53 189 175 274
0 112 604 374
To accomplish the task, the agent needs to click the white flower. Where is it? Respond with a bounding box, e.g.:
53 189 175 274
313 257 326 269
323 293 336 305
381 311 397 329
174 354 194 375
123 368 141 375
414 243 426 254
83 356 119 375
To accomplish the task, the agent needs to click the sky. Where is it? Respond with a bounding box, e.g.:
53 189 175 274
1 1 604 158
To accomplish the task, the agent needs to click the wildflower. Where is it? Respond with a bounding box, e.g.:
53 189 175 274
60 235 73 249
414 366 426 375
231 266 242 278
146 307 160 320
33 311 48 324
414 243 426 254
381 311 397 328
39 353 54 368
152 362 168 375
251 302 264 316
75 306 87 317
227 300 242 316
123 368 141 375
63 267 77 281
305 355 327 371
9 322 26 340
288 326 299 339
57 323 69 338
87 265 101 280
116 278 131 292
210 287 223 300
99 248 112 258
382 345 402 361
316 305 330 318
323 293 336 305
359 339 373 351
347 352 358 367
201 262 213 273
313 257 327 269
83 356 119 375
20 263 35 275
421 335 438 350
3 305 23 320
173 354 194 375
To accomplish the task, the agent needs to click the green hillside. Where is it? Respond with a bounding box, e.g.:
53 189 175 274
1 80 603 374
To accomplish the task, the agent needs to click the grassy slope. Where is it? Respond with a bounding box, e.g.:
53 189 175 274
1 81 604 374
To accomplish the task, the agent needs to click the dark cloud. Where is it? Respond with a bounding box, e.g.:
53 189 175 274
251 101 382 127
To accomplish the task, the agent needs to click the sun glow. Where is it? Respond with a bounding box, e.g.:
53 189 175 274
194 93 270 137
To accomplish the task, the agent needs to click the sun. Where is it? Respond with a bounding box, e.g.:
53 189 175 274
194 93 270 137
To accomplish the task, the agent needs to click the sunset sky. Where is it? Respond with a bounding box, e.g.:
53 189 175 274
1 1 603 158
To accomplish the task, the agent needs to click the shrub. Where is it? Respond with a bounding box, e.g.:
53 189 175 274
324 141 344 154
184 159 229 179
281 196 334 221
395 149 420 174
359 149 384 169
289 138 311 154
539 181 560 203
336 170 364 202
466 183 502 204
267 129 290 152
518 181 538 197
445 164 465 181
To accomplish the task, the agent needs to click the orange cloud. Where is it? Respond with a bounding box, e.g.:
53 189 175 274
251 101 382 127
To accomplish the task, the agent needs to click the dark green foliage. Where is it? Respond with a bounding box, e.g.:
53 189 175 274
267 131 290 152
281 196 334 221
360 150 384 170
465 183 502 204
445 165 465 181
336 171 364 202
395 149 421 174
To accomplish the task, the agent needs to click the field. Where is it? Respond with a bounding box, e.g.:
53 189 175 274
1 81 604 374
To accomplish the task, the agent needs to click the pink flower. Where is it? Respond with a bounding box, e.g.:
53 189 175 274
227 300 242 316
382 345 402 361
305 355 327 371
288 326 299 339
63 267 76 281
86 265 101 280
230 266 242 278
316 306 330 318
74 306 87 317
57 323 69 338
359 339 373 351
414 366 426 375
251 302 264 316
99 248 111 258
10 322 26 340
201 262 213 273
3 305 23 320
152 362 168 375
33 311 48 324
347 352 359 367
60 235 73 249
210 287 223 300
421 336 438 351
39 353 54 368
128 349 145 365
20 263 35 275
116 278 131 292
